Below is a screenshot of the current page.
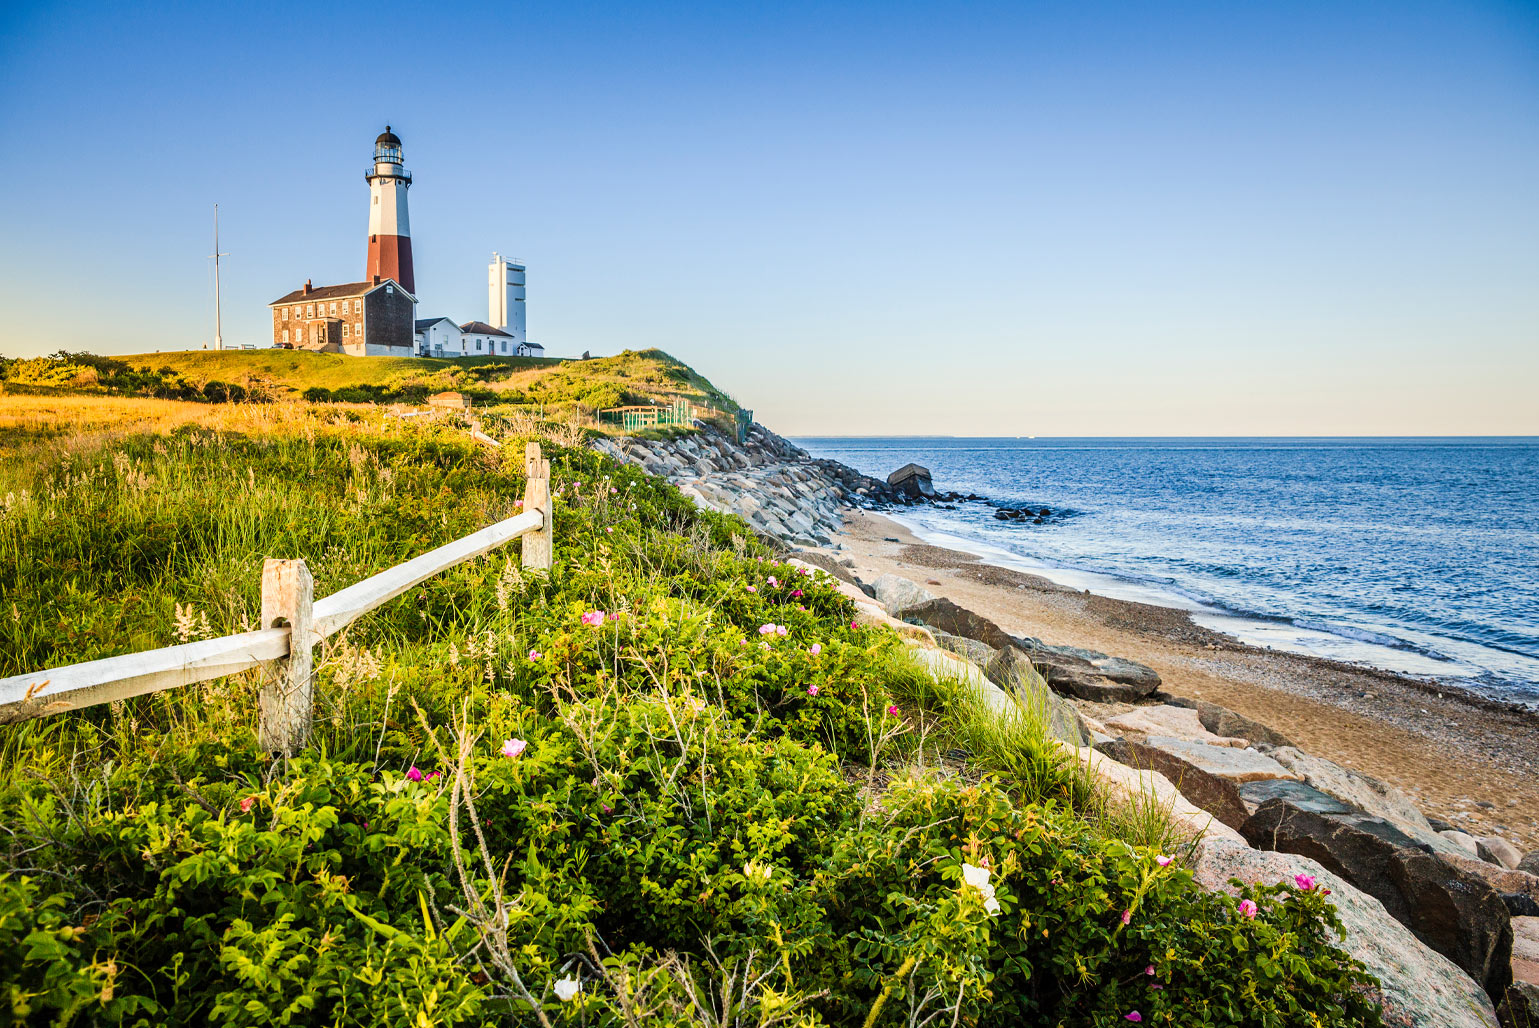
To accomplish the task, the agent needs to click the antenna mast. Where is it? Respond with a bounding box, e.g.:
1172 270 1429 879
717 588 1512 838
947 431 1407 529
209 204 230 350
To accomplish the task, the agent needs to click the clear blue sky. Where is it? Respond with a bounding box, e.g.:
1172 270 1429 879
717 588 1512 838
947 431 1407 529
2 1 1536 435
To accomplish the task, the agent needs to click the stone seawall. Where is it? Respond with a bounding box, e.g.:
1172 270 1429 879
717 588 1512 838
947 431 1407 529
588 422 899 546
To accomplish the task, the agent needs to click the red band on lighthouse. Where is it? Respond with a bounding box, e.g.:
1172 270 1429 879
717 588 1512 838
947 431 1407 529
367 235 414 294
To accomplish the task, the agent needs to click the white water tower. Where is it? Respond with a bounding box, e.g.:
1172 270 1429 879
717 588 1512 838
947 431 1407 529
488 253 526 346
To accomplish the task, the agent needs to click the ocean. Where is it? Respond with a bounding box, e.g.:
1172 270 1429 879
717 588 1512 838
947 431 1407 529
794 437 1539 707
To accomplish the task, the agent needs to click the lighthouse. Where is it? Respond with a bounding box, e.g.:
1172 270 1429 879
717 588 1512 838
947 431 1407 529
365 126 414 294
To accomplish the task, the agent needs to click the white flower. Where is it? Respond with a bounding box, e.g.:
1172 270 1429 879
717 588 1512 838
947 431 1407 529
554 976 581 1002
962 863 991 890
962 862 1001 916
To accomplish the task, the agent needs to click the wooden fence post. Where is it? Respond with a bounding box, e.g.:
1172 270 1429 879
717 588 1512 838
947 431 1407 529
258 558 316 755
522 442 553 571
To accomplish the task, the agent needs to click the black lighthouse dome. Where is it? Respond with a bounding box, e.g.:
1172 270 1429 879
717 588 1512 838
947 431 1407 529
375 125 401 148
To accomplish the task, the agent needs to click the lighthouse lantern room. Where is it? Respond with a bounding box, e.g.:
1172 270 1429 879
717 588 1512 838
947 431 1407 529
365 126 415 295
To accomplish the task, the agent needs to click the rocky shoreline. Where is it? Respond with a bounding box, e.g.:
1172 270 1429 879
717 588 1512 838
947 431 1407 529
590 421 1539 1027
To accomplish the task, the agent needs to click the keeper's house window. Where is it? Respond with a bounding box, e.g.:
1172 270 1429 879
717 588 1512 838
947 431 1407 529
329 302 337 316
281 329 289 344
475 339 482 351
354 321 361 336
354 299 361 313
281 308 288 321
342 324 350 338
306 304 314 318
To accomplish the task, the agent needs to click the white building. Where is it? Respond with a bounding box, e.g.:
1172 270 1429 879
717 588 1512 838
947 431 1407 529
414 317 463 357
488 253 526 346
412 252 545 359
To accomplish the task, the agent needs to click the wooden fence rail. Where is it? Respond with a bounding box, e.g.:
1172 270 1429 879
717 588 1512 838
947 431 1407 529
0 443 555 754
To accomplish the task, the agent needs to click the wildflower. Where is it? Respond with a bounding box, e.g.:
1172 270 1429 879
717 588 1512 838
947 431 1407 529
427 771 441 781
554 976 581 1002
1156 854 1172 867
515 499 524 508
528 649 542 661
1125 1013 1142 1023
406 766 424 782
601 804 613 814
776 625 787 636
500 738 527 759
609 611 621 621
239 796 255 814
1120 908 1132 926
850 619 859 630
746 585 757 593
1294 873 1317 892
743 860 773 881
809 643 822 655
1145 965 1155 976
606 526 613 533
759 623 777 635
807 685 819 696
767 576 779 587
790 589 804 598
962 862 1001 917
581 610 605 627
1238 899 1258 919
887 704 900 716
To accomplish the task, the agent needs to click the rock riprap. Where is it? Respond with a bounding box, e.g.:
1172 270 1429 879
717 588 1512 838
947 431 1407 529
1241 794 1514 1001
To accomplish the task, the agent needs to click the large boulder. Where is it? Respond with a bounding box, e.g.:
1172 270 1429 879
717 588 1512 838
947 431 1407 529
887 462 935 499
933 631 997 668
1193 837 1500 1028
1241 797 1514 1000
1103 705 1250 748
1438 852 1539 919
1056 743 1245 845
1267 746 1443 845
1165 696 1295 747
1025 646 1162 703
870 574 935 615
1094 736 1250 830
897 597 1017 650
1144 737 1300 783
1477 837 1524 871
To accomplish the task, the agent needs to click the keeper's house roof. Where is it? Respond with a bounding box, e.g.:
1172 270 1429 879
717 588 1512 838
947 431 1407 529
268 279 414 305
459 321 513 337
415 317 458 332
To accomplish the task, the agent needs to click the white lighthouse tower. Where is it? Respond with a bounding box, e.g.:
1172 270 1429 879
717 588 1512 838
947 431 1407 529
488 253 526 346
365 127 415 294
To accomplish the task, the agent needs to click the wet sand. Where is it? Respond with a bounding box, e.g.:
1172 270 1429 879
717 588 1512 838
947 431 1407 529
828 509 1539 853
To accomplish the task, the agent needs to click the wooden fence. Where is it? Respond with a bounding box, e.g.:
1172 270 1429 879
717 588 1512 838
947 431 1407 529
0 443 555 755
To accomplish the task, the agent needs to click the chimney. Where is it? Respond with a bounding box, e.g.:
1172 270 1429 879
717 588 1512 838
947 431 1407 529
372 274 381 286
303 279 313 295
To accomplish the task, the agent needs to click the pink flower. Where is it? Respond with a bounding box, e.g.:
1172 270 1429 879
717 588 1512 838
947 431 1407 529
759 623 776 635
1155 854 1172 867
427 771 441 781
1144 965 1155 976
746 585 757 593
239 796 255 814
809 643 822 655
790 589 804 598
807 685 819 697
1125 1014 1142 1023
581 610 605 626
500 738 527 759
1120 909 1132 926
528 649 542 661
887 704 900 716
1294 874 1317 892
406 766 423 782
601 804 613 814
515 499 524 508
606 526 613 533
776 625 787 636
850 619 859 630
609 611 620 621
767 577 779 587
1238 898 1258 919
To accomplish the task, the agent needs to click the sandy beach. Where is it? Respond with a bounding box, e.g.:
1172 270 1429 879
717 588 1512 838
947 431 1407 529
828 509 1539 853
